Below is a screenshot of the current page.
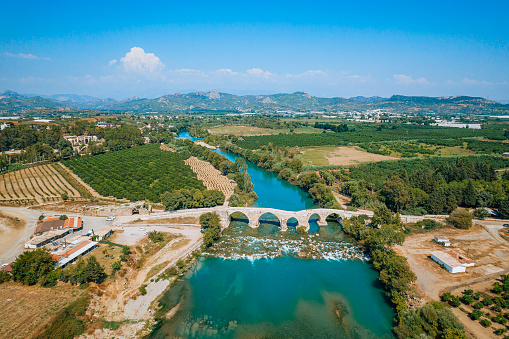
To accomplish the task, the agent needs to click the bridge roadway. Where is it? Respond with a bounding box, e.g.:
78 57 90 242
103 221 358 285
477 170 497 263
146 206 442 232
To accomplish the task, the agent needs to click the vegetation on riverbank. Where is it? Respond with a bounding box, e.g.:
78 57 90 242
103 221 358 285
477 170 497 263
343 206 467 338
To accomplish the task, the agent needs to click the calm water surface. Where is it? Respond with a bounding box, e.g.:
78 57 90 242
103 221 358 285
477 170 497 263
150 132 395 338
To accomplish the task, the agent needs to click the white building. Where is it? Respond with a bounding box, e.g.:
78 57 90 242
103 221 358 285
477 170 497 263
431 250 475 274
434 236 451 247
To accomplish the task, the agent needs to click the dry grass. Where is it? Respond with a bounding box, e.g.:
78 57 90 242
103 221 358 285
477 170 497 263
300 145 398 166
184 156 235 201
0 283 81 339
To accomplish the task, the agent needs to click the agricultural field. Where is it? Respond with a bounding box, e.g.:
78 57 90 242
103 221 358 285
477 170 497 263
300 145 398 166
208 125 319 136
0 163 82 205
64 144 205 203
184 156 236 201
235 124 506 150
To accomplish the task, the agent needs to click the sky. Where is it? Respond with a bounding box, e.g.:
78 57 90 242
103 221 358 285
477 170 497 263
1 0 508 100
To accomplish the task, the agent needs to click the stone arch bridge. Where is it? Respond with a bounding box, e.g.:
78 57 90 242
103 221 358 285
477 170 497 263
219 207 370 232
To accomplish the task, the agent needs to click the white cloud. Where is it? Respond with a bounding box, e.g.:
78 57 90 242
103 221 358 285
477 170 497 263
445 78 507 86
109 59 117 66
394 74 431 85
214 68 239 76
5 52 50 60
120 47 165 74
286 70 327 78
246 68 273 78
347 74 371 83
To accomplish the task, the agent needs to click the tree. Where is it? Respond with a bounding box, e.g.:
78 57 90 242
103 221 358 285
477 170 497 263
148 231 164 243
12 249 55 285
447 209 473 229
498 198 509 219
463 180 476 207
59 214 68 220
200 212 221 247
61 192 69 201
83 256 105 283
380 176 411 212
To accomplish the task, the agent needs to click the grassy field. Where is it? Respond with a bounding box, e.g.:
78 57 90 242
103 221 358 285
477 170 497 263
0 164 83 206
208 125 320 136
0 283 82 339
300 145 398 166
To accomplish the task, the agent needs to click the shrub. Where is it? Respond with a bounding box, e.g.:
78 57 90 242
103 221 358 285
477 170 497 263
148 231 164 243
470 309 483 320
447 208 473 229
480 318 492 327
462 295 474 305
415 219 441 230
495 328 507 335
59 215 68 220
139 284 147 295
296 226 306 234
450 296 461 307
441 292 453 302
483 297 495 306
176 259 186 269
38 214 45 221
473 302 484 309
61 192 69 201
0 270 11 284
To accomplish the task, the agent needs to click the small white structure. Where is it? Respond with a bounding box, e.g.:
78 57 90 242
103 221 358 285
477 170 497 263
431 250 475 274
94 227 114 241
434 236 451 247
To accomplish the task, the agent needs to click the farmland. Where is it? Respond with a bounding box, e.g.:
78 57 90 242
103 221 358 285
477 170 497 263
0 164 82 205
64 144 205 203
235 124 506 150
207 125 319 136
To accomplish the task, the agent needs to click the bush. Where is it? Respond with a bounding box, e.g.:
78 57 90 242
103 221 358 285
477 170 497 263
462 295 474 305
148 231 164 243
450 296 461 307
139 284 147 296
176 259 186 269
61 192 69 201
415 219 441 230
447 209 473 229
473 302 484 309
59 215 68 220
495 328 507 335
483 297 495 306
0 270 11 284
38 214 45 221
296 226 306 234
470 309 483 320
480 318 492 327
441 292 453 302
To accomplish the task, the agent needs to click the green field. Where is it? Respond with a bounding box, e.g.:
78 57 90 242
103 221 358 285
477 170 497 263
64 144 204 202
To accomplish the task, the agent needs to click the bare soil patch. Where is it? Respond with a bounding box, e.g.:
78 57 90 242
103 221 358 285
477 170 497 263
0 210 27 258
396 224 509 301
131 216 199 225
300 146 398 166
0 283 81 339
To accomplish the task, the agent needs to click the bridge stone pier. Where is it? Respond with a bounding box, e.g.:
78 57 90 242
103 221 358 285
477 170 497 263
222 207 369 232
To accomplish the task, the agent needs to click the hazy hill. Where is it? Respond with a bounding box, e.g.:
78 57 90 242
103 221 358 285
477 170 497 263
0 90 67 112
1 90 508 115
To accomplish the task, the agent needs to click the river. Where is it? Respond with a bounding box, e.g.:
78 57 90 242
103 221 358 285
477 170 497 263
149 132 395 338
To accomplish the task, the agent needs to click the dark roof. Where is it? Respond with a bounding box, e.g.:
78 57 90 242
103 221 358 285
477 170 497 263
35 219 65 233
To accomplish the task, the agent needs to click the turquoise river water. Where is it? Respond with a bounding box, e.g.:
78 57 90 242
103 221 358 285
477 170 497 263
149 132 395 338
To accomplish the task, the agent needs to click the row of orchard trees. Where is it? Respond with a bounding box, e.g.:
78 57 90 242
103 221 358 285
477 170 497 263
65 144 206 203
174 139 258 207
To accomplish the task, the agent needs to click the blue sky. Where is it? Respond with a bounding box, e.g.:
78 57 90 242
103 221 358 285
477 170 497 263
1 0 508 100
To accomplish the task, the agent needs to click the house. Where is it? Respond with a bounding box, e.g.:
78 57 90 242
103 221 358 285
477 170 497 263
1 263 13 273
431 250 475 273
35 216 83 234
25 229 70 249
51 240 98 267
93 227 114 241
96 122 115 128
63 135 98 146
434 236 451 247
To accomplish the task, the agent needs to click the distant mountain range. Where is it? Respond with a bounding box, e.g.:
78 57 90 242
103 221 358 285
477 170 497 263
1 89 508 115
